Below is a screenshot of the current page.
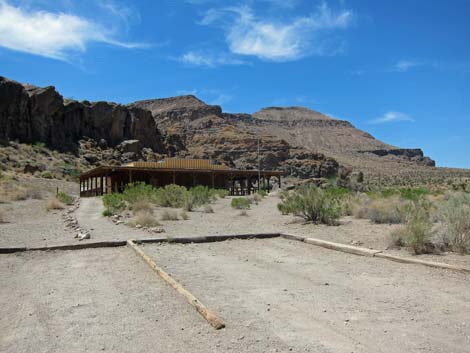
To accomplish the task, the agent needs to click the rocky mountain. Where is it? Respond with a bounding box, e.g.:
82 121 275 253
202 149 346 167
2 75 466 186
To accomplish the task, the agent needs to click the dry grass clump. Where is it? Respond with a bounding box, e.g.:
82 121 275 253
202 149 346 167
352 195 407 224
130 210 161 228
438 192 470 253
180 210 189 220
203 205 214 213
160 210 179 221
46 197 65 211
239 210 249 216
131 200 154 214
388 199 436 254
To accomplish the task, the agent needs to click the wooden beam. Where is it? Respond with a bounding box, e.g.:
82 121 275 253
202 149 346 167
127 240 225 330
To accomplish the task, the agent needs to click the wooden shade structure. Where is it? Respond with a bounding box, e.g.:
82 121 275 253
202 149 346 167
79 159 286 197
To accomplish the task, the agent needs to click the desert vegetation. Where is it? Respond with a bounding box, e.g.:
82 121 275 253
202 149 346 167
102 183 228 226
277 185 341 225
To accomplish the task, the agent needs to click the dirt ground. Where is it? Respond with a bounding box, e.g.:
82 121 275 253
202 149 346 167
1 240 469 353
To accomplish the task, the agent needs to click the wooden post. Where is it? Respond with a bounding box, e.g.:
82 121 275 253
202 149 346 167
129 170 133 184
100 176 104 196
211 173 215 189
267 177 270 192
278 176 281 188
86 178 89 196
172 171 176 184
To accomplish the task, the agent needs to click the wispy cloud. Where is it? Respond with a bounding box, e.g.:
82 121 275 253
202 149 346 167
178 50 247 67
0 0 144 61
393 60 423 72
198 2 353 62
370 111 415 124
176 88 233 106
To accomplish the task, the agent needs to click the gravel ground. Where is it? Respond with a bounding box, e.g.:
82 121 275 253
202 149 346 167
142 238 470 353
0 247 295 353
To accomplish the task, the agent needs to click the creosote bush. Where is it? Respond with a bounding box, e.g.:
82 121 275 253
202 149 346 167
366 197 408 224
131 200 153 214
277 185 340 225
231 197 251 210
203 205 214 213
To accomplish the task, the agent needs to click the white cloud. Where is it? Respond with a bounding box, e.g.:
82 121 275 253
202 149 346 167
0 1 143 61
371 111 415 124
199 2 353 62
394 60 422 72
178 50 247 67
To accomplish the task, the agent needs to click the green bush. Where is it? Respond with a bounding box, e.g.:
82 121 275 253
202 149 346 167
190 186 213 207
157 184 189 208
231 197 251 210
57 191 74 205
277 185 340 225
103 193 126 213
439 192 470 253
123 182 159 205
257 189 268 197
102 209 112 217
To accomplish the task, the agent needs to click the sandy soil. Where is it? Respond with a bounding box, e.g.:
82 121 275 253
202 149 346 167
142 238 470 353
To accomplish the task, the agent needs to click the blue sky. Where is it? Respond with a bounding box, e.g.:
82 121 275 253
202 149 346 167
1 0 469 168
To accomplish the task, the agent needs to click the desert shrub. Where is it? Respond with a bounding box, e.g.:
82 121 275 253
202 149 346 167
180 210 189 220
46 197 64 211
231 197 251 210
203 205 214 213
57 191 74 205
439 192 470 253
189 186 213 207
390 199 435 254
366 197 408 224
325 187 352 199
131 200 154 214
257 189 268 197
102 193 126 214
160 209 179 221
277 185 341 225
211 189 229 199
40 171 52 179
123 182 158 205
131 211 161 228
157 184 189 208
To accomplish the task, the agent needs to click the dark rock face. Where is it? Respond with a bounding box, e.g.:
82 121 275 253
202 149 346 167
0 76 165 153
359 149 436 167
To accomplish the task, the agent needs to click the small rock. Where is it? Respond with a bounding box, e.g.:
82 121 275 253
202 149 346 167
78 232 91 241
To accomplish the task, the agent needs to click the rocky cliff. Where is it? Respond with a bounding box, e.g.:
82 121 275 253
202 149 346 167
0 76 164 153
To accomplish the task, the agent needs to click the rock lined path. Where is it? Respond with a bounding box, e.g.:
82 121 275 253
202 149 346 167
75 197 152 241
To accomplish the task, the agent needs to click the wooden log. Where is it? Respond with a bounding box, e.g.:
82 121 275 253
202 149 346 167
127 240 225 330
133 233 280 245
303 237 382 257
0 241 127 254
375 252 470 274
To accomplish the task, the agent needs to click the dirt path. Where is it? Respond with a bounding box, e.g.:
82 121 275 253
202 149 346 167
75 197 152 241
142 238 470 353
